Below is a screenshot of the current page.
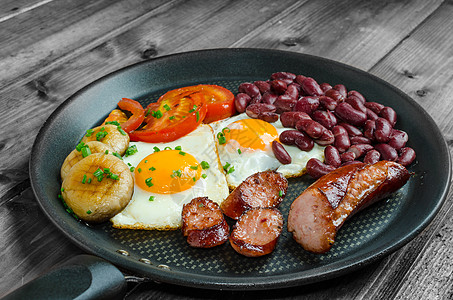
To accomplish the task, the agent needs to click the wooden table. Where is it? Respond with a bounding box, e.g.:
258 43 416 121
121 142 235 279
1 0 452 299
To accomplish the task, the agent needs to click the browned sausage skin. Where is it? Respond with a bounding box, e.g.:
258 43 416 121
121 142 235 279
229 207 283 257
220 171 288 220
182 197 229 248
287 161 410 253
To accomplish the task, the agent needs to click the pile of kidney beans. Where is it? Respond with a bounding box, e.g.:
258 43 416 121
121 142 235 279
234 72 416 179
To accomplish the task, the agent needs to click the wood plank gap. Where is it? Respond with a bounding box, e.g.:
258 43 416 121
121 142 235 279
0 0 55 23
0 0 182 95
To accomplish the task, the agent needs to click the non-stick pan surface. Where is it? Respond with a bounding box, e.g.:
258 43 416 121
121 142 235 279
30 48 451 290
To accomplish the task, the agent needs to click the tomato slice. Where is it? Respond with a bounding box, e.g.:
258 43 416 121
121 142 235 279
157 85 235 123
129 90 207 143
116 98 145 133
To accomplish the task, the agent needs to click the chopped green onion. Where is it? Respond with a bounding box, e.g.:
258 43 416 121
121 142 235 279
237 148 242 154
81 146 91 158
105 121 120 126
149 196 155 201
82 174 87 184
112 152 123 160
76 142 86 151
152 110 163 119
153 146 160 152
179 151 186 156
200 161 210 169
105 150 109 154
93 168 103 178
96 129 108 141
137 168 142 173
88 178 92 184
149 166 156 171
86 210 92 214
189 105 197 113
279 190 283 197
117 126 127 136
103 168 111 174
190 165 198 170
85 129 94 137
223 162 231 172
164 146 172 150
227 166 235 174
145 177 153 187
145 108 151 117
60 187 65 192
171 169 182 178
169 116 176 120
196 111 200 122
222 127 230 134
192 177 196 182
109 174 119 180
125 145 138 157
163 104 171 111
217 132 226 145
202 174 207 179
130 166 135 172
175 146 182 150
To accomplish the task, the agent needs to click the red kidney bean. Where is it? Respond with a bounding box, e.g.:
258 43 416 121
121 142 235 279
374 143 398 161
296 119 326 139
364 101 384 114
312 110 337 129
271 80 288 94
294 96 320 115
333 84 347 98
238 83 260 98
380 106 397 127
262 92 278 105
366 108 379 121
324 146 341 167
274 95 297 113
363 119 376 140
258 112 279 123
332 125 350 152
350 136 372 145
340 151 356 163
319 95 338 111
339 123 362 137
246 103 276 118
295 74 306 84
363 149 381 164
325 89 345 102
320 83 333 93
347 90 366 103
272 141 291 164
300 77 323 96
279 130 314 151
345 97 367 113
347 144 374 158
250 93 262 104
388 129 408 150
374 117 392 143
306 158 336 179
271 72 296 81
315 129 335 146
280 111 311 128
397 147 416 166
234 93 251 113
284 84 300 100
334 102 367 127
254 80 271 94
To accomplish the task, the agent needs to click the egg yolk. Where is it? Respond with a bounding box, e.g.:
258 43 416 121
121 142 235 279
134 150 202 194
222 119 278 152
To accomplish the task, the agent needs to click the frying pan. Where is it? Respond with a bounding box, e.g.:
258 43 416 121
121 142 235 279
7 49 450 298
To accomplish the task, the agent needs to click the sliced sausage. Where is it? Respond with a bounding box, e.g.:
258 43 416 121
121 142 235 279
182 197 229 248
229 208 283 257
287 161 410 253
220 171 288 220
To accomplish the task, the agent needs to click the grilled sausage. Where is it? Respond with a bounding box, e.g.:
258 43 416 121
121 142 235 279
182 197 229 248
220 171 288 220
287 160 410 253
229 207 283 257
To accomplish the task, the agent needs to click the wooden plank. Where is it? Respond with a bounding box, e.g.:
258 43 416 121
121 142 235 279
231 0 443 71
0 0 175 91
0 0 53 22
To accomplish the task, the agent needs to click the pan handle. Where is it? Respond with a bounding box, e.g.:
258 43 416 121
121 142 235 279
1 255 127 300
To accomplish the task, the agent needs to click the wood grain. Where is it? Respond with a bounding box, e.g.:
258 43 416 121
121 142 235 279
0 0 452 298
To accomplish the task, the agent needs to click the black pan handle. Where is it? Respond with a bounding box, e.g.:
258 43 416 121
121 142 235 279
1 255 127 300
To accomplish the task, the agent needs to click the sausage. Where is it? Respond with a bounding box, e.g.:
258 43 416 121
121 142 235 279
287 161 410 253
229 207 283 257
181 197 229 248
220 171 288 220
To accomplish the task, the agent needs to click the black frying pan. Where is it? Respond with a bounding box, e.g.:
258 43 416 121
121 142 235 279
10 49 451 298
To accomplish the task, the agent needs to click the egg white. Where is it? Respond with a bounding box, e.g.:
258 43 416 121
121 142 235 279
110 124 229 230
211 113 325 189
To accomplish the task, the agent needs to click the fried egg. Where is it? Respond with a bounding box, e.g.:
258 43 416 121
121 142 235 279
110 124 229 230
211 113 325 189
